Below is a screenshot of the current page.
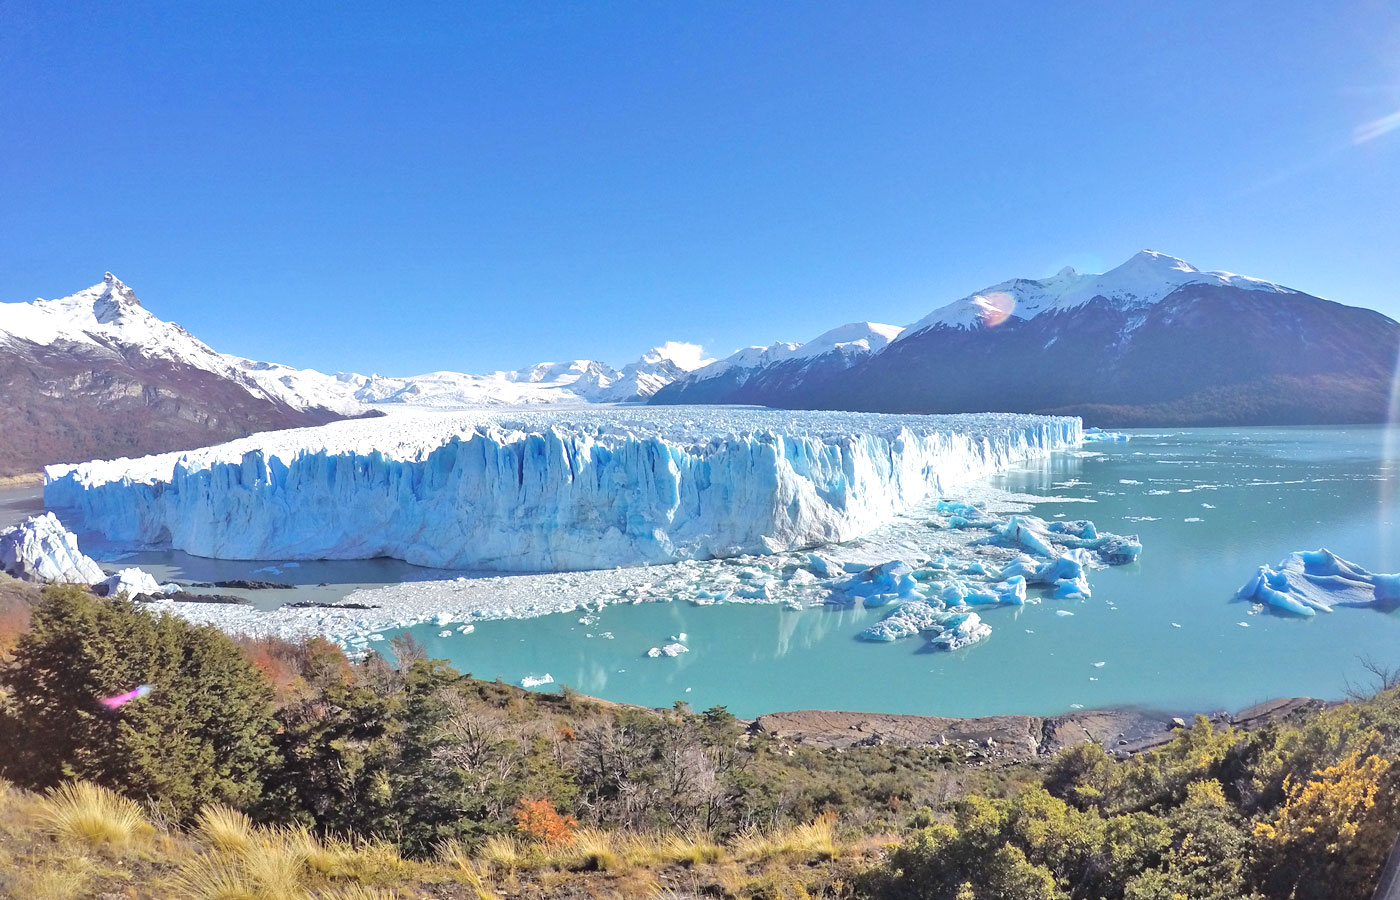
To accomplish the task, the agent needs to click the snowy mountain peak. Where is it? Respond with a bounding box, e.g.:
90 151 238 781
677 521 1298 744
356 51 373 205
901 250 1296 336
636 341 713 372
791 322 902 359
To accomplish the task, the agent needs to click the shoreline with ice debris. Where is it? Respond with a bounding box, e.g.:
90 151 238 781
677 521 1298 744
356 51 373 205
145 477 1131 655
45 408 1081 572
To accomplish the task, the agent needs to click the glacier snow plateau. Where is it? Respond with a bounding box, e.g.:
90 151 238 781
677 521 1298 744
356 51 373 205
45 408 1082 572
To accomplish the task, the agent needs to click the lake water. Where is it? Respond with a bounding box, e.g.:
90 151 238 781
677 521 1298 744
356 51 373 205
391 426 1400 718
6 426 1398 720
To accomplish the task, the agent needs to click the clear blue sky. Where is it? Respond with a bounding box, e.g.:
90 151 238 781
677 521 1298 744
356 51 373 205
2 1 1398 375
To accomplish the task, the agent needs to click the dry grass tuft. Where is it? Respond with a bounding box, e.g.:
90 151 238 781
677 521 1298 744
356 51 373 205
479 833 529 872
657 832 726 867
167 854 261 900
731 814 840 863
37 781 151 851
303 834 406 880
198 804 256 853
560 827 623 871
314 885 401 900
8 866 91 900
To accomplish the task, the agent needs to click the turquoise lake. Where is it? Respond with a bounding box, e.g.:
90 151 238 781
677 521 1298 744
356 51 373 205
391 426 1400 719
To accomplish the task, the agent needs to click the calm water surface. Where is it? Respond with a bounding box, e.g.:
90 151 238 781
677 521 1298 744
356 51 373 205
394 426 1400 718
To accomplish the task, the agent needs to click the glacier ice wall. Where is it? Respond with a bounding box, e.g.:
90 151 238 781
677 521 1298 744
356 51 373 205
44 409 1081 572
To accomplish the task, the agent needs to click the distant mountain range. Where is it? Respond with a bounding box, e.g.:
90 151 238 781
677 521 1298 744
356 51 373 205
4 252 1396 476
652 251 1400 427
0 274 709 476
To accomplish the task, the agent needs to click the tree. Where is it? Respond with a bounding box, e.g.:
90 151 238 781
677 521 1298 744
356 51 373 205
0 585 277 819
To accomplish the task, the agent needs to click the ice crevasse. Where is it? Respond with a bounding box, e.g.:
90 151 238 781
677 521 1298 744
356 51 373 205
44 409 1083 572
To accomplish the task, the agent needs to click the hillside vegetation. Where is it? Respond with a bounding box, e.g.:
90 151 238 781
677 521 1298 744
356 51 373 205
1 582 1398 899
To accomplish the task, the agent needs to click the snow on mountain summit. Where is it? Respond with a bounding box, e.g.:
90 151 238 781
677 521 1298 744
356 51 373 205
790 322 903 359
0 274 245 374
2 276 710 419
900 250 1296 336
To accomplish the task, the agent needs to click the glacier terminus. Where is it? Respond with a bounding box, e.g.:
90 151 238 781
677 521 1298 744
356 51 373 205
44 408 1082 572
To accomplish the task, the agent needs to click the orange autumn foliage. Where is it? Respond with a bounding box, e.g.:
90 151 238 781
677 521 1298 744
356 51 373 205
514 798 578 845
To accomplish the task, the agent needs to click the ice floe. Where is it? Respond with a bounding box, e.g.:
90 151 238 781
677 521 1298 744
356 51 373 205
1236 549 1400 617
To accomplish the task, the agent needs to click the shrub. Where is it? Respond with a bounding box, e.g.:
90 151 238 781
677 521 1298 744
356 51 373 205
514 798 577 845
0 586 278 819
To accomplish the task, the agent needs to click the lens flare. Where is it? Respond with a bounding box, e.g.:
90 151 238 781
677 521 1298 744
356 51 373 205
1355 108 1400 144
974 291 1016 327
1383 346 1400 571
100 684 153 709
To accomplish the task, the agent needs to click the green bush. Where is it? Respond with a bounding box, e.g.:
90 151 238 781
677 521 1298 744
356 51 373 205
0 585 277 819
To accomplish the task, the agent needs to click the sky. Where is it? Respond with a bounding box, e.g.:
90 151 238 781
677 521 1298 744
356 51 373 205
2 1 1398 376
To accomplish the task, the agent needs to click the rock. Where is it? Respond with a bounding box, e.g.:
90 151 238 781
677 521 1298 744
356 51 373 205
1171 717 1187 729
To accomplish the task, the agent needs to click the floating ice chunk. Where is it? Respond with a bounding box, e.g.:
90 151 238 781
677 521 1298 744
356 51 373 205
456 624 475 634
926 611 992 651
648 642 689 658
1055 610 1075 617
438 630 452 637
830 559 924 606
1082 428 1130 442
521 673 554 688
1092 661 1105 668
859 600 944 641
670 632 688 642
0 513 105 585
958 511 1140 566
1001 550 1094 599
1236 549 1400 617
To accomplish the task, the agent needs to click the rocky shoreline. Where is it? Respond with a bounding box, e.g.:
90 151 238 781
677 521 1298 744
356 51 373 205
747 696 1327 762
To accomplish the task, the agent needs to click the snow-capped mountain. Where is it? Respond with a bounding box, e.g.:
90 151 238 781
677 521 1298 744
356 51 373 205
0 276 708 476
227 341 711 411
898 250 1293 335
653 251 1400 426
649 322 900 406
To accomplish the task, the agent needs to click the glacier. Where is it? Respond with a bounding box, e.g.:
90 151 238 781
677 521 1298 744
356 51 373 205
45 408 1082 573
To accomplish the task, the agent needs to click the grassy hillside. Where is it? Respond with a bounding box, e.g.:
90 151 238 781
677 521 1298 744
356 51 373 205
2 582 1399 899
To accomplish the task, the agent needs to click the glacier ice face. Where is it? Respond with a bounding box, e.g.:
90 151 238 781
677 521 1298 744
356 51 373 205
45 408 1082 573
1236 549 1400 617
0 512 105 584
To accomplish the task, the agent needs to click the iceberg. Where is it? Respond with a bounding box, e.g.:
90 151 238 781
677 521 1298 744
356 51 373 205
1000 550 1095 599
928 611 992 650
1082 427 1130 442
647 642 689 658
96 567 180 599
858 602 991 650
0 513 105 585
1236 549 1400 617
959 513 1141 567
520 673 555 688
45 408 1080 573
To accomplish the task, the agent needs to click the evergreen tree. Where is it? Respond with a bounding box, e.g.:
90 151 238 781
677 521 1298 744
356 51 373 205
0 585 278 818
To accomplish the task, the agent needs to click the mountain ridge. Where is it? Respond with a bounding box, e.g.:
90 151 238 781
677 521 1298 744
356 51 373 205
651 251 1400 426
